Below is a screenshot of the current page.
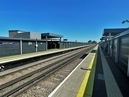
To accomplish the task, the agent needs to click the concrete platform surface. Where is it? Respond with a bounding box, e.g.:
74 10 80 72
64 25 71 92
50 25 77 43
0 46 87 64
48 46 98 97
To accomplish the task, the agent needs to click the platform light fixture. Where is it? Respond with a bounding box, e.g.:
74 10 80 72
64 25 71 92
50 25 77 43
122 19 129 24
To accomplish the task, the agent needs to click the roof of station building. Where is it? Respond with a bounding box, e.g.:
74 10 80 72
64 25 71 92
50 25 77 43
41 33 63 38
9 30 29 33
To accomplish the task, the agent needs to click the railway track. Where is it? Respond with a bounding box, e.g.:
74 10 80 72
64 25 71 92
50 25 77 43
0 46 91 84
0 45 96 97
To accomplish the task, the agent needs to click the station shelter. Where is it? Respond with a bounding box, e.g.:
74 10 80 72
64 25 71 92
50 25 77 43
41 33 63 50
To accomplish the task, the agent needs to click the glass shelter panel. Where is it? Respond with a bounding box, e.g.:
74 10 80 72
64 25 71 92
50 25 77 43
120 35 129 66
113 39 117 60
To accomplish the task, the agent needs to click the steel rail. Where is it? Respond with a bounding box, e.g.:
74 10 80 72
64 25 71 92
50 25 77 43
0 45 96 97
0 47 89 90
1 47 89 97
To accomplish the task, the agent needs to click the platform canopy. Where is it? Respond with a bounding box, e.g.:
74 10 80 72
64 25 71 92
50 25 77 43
41 33 63 39
100 36 106 40
103 28 129 36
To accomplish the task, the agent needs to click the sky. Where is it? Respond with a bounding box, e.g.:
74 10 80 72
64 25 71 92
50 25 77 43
0 0 129 42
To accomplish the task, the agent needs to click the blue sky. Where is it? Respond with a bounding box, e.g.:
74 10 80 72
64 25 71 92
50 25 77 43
0 0 129 42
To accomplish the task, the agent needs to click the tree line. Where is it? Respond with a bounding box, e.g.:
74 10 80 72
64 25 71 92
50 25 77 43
88 40 97 44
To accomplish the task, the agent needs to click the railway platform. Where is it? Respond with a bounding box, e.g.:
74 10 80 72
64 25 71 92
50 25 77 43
0 46 87 64
0 46 84 64
0 45 91 76
48 45 129 97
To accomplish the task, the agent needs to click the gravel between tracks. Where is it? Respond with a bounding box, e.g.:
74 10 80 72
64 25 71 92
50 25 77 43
0 49 80 85
0 48 89 97
16 58 83 97
0 46 92 97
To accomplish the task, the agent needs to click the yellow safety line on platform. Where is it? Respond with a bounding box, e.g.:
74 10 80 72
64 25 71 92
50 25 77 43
76 53 96 97
83 49 98 97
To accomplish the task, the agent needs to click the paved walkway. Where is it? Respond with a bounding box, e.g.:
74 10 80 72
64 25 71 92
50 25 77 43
49 45 129 97
93 46 129 97
0 46 86 64
48 46 98 97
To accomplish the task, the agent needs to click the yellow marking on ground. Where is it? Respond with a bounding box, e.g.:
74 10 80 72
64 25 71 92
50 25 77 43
83 50 98 97
76 54 96 97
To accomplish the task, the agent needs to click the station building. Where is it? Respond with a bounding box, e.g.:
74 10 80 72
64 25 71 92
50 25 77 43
0 30 86 57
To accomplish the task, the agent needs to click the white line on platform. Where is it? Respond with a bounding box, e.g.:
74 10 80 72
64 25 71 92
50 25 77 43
48 53 90 97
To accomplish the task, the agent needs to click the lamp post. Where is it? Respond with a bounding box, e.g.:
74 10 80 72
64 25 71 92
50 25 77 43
35 38 38 52
122 19 129 24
